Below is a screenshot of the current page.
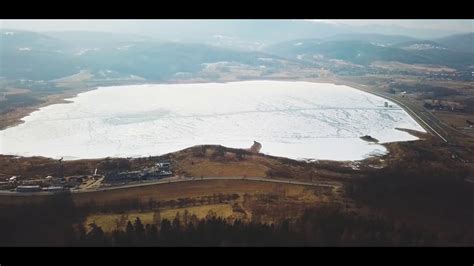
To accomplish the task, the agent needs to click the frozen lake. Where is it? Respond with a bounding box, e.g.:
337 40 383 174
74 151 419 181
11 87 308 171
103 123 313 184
0 80 425 161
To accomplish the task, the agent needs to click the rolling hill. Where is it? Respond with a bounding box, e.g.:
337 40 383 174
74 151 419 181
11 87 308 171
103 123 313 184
0 30 279 81
391 40 448 50
2 30 472 82
324 33 418 46
265 37 474 69
434 33 474 54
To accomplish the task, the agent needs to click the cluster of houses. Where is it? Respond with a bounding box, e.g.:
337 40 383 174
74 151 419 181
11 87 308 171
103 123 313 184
2 170 104 193
5 175 85 193
1 160 174 193
105 161 173 183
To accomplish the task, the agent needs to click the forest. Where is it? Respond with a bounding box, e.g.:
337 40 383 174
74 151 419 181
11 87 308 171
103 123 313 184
1 191 473 246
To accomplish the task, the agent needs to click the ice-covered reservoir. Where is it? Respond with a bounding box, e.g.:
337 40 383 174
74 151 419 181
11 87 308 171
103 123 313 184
0 80 425 161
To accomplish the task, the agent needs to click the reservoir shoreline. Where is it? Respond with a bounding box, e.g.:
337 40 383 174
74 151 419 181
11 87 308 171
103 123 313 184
0 80 426 162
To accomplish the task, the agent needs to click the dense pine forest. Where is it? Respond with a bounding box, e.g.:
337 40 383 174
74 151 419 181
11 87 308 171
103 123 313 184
1 193 473 247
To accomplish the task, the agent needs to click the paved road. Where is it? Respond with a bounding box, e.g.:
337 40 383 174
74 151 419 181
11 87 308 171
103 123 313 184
85 176 340 193
0 176 340 196
381 94 449 143
345 82 450 143
325 77 455 143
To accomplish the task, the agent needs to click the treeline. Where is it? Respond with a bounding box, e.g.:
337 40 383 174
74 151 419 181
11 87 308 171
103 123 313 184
0 193 81 246
80 193 240 215
72 205 469 247
345 150 474 245
347 156 472 214
1 187 473 246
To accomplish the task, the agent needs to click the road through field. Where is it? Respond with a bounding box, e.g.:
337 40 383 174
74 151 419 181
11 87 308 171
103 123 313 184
330 78 450 143
0 176 341 196
83 176 340 193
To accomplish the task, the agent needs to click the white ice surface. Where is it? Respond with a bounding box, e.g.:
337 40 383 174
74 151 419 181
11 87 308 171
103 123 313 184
0 80 425 161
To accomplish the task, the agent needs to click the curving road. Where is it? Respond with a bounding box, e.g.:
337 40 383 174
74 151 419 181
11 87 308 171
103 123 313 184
371 91 449 143
332 78 451 143
0 176 340 196
80 176 340 193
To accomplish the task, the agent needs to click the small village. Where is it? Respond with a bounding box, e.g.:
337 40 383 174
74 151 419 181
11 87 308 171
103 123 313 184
0 159 174 193
0 141 267 194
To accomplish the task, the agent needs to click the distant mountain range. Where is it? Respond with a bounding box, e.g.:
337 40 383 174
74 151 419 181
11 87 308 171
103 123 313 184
434 33 474 54
105 20 471 50
5 20 468 45
264 33 474 68
1 29 472 81
324 33 418 46
0 30 275 81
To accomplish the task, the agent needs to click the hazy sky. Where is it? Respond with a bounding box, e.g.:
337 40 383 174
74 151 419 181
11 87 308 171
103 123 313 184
1 19 472 33
311 19 473 32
